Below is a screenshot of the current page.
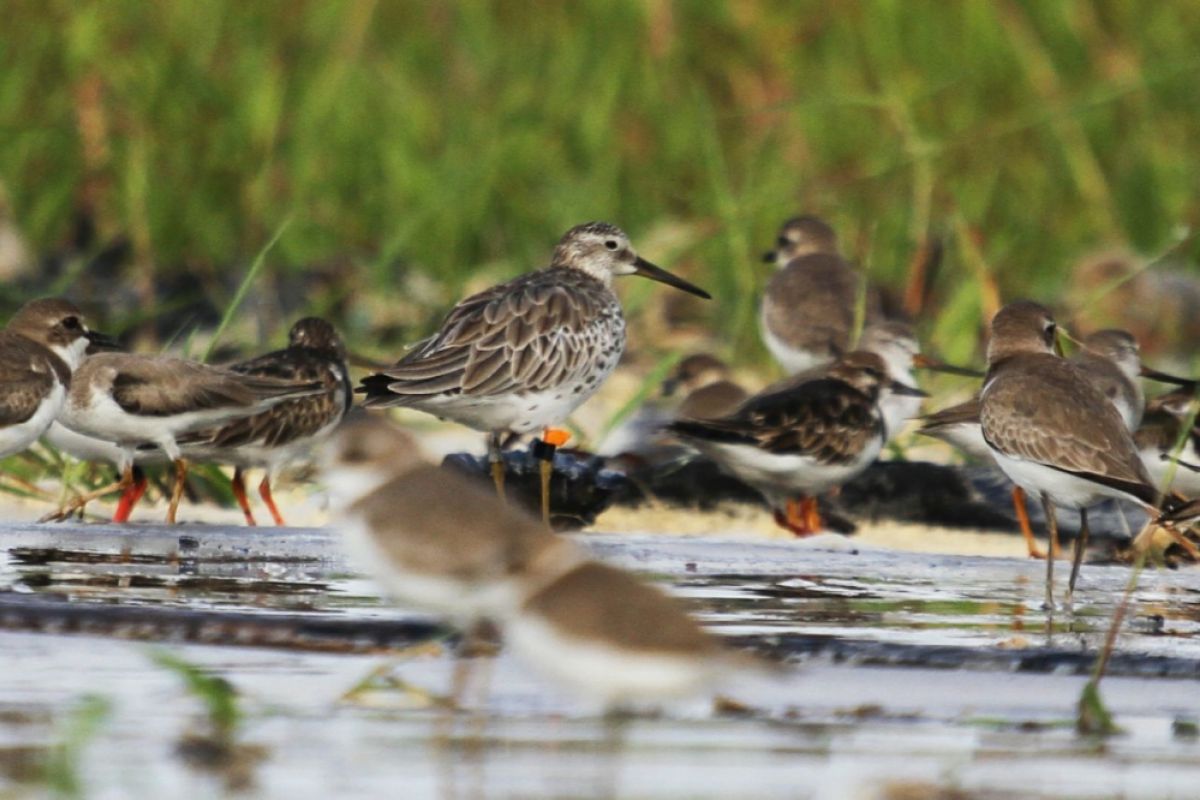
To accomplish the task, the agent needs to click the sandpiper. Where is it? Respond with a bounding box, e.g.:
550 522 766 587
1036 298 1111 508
759 215 882 375
856 321 981 444
0 298 113 461
177 318 352 526
1136 388 1200 497
668 350 925 536
320 413 568 618
358 221 710 523
661 353 748 421
321 414 733 707
1069 329 1195 430
979 301 1192 606
922 325 1193 559
507 558 731 707
57 352 323 523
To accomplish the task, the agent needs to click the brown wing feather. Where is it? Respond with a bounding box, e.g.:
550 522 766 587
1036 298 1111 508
179 349 349 450
361 268 619 405
981 355 1152 487
668 378 883 465
108 356 318 417
0 335 59 428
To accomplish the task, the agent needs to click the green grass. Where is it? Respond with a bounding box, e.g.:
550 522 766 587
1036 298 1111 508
2 0 1200 362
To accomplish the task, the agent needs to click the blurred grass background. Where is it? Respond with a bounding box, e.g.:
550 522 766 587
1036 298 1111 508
3 0 1200 371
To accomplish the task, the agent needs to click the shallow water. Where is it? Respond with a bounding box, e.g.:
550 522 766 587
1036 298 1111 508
2 524 1200 798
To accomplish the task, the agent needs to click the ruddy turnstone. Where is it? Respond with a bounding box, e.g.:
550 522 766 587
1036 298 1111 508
58 352 323 523
668 350 925 536
177 317 352 526
979 301 1192 606
1136 388 1200 497
759 215 882 375
358 221 710 524
0 298 112 462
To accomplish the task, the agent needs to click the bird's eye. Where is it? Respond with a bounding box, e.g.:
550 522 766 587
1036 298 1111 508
777 236 789 247
61 316 80 330
604 240 619 251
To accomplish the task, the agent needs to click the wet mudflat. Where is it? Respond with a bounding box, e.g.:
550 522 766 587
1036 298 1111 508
2 523 1200 798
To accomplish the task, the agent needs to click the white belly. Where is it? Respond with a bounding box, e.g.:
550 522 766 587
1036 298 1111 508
1141 441 1200 498
0 382 63 459
696 437 881 504
338 514 521 621
414 380 603 434
990 448 1140 510
760 320 829 375
926 421 993 461
43 420 136 466
61 390 263 459
504 612 718 705
880 394 922 443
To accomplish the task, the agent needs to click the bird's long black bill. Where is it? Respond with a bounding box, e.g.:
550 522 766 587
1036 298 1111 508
85 330 122 352
891 382 929 398
632 256 712 299
1141 365 1198 389
912 353 984 378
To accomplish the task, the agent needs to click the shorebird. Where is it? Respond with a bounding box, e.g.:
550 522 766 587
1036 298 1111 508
1069 329 1195 430
668 350 925 536
855 321 981 444
57 352 323 523
320 413 567 620
661 353 748 421
759 215 882 375
507 557 731 707
0 298 113 462
922 326 1194 559
322 414 733 707
177 318 352 526
1136 388 1200 497
979 301 1195 607
358 221 710 524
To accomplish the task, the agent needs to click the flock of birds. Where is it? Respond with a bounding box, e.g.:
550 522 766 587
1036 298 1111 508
3 214 1200 706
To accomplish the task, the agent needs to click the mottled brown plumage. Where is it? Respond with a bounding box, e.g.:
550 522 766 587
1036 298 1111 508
182 318 351 451
670 351 890 466
358 222 708 436
362 266 625 403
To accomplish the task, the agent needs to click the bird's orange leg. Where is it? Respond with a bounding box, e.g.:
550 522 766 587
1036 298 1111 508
112 467 148 523
801 497 823 533
774 498 812 537
231 468 258 526
259 476 286 527
1011 486 1046 559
